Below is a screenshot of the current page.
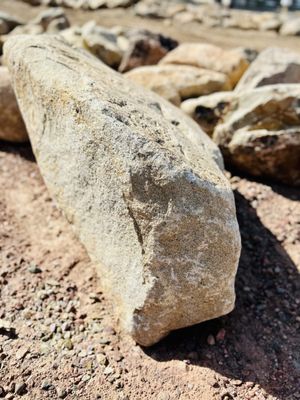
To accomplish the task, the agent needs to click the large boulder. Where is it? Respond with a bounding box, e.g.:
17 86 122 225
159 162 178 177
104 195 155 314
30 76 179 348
4 35 241 346
235 47 300 92
118 29 178 73
160 43 249 88
213 85 300 187
125 64 231 104
0 66 27 142
181 91 234 136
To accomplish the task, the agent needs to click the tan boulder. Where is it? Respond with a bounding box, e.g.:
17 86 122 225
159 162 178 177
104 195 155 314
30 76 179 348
235 47 300 92
4 34 241 346
213 84 300 186
125 64 231 103
160 43 249 87
0 66 27 142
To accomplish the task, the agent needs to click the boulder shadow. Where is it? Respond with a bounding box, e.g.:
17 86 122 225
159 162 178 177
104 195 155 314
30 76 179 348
143 190 300 400
0 141 35 163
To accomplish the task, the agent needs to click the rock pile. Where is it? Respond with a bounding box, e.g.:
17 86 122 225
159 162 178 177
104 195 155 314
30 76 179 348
4 34 241 346
22 0 137 9
181 47 300 186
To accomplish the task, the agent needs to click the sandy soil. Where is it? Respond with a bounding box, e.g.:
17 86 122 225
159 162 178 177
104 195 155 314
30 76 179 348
0 140 299 400
0 1 300 399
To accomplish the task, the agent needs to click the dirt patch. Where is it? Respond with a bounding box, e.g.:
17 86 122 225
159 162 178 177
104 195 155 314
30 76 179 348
0 141 299 400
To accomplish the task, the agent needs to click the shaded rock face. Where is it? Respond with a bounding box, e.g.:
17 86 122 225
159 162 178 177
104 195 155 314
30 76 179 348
118 30 178 73
0 12 24 35
159 43 249 88
235 47 300 92
4 35 241 346
0 66 27 142
213 85 300 187
125 64 230 104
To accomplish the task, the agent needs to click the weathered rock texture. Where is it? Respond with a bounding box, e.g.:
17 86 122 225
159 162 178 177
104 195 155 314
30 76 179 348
235 47 300 92
0 66 27 142
213 85 300 187
125 64 230 103
4 35 241 346
160 43 249 88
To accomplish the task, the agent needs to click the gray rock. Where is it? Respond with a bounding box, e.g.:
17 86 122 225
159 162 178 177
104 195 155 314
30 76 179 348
0 66 28 142
235 47 300 92
213 84 300 186
4 34 241 346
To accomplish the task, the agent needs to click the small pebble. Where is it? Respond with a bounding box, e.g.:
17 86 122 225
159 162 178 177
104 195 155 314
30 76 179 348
0 386 6 398
207 334 216 345
57 387 67 399
41 381 53 391
28 264 42 274
216 328 226 342
81 374 91 382
15 382 27 395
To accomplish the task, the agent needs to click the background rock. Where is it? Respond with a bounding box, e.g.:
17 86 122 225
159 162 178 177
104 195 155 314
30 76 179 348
235 47 300 92
280 16 300 36
159 43 249 88
181 91 234 136
118 29 178 73
213 84 300 186
0 66 27 142
125 64 230 102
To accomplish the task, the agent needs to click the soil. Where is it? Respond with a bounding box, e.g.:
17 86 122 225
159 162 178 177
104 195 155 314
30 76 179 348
0 1 300 399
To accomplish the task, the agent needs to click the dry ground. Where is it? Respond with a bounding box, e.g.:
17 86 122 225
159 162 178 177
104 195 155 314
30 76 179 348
0 1 300 399
0 139 299 400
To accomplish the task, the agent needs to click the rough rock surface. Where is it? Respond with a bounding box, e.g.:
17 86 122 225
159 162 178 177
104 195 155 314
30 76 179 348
159 43 249 88
125 64 230 102
213 84 300 186
118 29 178 73
181 91 234 136
235 47 300 92
0 66 27 142
4 34 241 346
